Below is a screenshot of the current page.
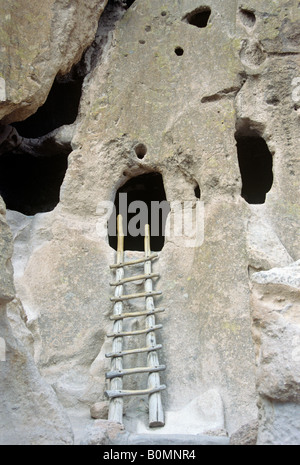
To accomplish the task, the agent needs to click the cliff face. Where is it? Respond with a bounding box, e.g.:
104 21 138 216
0 0 299 445
0 0 108 123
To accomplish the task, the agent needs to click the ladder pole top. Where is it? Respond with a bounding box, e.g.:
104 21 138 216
144 224 151 257
117 214 124 263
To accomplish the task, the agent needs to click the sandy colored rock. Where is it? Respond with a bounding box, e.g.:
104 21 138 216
230 420 258 445
135 389 226 436
90 401 109 419
251 262 300 445
0 207 73 444
257 398 300 446
80 419 125 445
0 0 108 123
251 262 300 402
0 304 74 445
0 200 14 303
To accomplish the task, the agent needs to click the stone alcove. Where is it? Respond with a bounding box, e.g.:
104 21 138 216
235 128 273 204
182 6 212 28
108 172 170 252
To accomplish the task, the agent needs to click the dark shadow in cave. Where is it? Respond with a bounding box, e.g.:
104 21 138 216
12 75 83 139
194 183 201 199
0 151 68 215
182 7 211 28
235 129 273 204
123 0 136 9
108 172 170 252
2 65 82 214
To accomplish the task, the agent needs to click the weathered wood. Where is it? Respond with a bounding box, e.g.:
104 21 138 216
110 253 158 269
106 365 166 379
107 324 163 338
108 214 124 424
105 385 167 399
144 225 165 428
105 344 162 358
110 272 160 286
107 221 165 424
110 308 165 321
110 290 162 302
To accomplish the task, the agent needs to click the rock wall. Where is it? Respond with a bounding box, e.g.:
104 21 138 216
0 0 108 123
0 0 299 445
0 199 73 445
251 262 300 445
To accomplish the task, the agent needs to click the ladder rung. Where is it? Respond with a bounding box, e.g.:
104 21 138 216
110 308 165 321
110 273 160 286
107 324 163 338
105 344 162 358
111 291 162 302
110 253 158 269
106 365 166 379
105 384 167 399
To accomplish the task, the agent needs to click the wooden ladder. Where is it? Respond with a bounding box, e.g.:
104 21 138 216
105 215 166 427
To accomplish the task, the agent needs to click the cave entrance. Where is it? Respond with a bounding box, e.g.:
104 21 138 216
235 130 273 204
1 67 82 215
12 74 83 138
0 151 68 216
108 173 170 252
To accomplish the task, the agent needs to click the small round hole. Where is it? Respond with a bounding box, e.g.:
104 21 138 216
135 143 147 159
161 11 167 16
175 47 184 56
145 25 151 32
139 39 146 44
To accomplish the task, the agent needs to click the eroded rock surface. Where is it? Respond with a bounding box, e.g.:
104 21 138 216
251 262 300 445
0 202 73 445
0 0 108 123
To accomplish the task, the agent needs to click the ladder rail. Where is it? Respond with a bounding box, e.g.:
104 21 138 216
144 225 165 428
108 215 124 424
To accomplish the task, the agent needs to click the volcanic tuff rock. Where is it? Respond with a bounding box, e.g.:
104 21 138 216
0 0 109 445
0 202 73 445
251 262 300 445
0 0 108 123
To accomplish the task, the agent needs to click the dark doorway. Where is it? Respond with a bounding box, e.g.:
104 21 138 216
108 173 170 252
235 131 273 204
0 151 68 215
